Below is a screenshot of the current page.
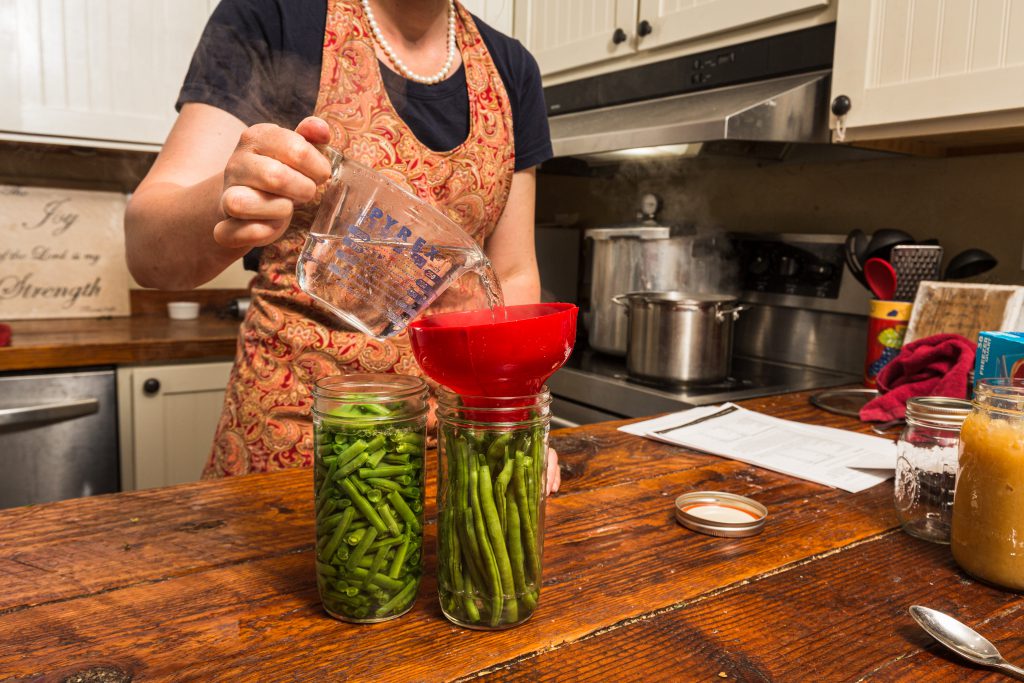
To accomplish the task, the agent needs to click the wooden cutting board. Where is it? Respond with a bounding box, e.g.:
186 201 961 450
904 282 1024 344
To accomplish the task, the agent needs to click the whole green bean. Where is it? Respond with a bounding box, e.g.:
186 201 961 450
514 452 541 582
345 525 378 572
478 462 517 624
470 461 503 625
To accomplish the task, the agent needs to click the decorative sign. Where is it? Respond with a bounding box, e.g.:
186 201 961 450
0 185 131 319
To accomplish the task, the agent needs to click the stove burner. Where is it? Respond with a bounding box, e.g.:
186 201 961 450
620 373 755 392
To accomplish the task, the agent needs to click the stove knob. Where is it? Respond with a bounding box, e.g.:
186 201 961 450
776 255 799 278
748 254 770 276
806 262 834 282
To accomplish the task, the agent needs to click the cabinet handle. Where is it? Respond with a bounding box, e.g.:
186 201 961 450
142 378 161 395
0 398 99 427
612 27 627 44
637 19 653 37
831 95 852 116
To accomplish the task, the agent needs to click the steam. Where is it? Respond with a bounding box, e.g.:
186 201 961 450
615 156 742 298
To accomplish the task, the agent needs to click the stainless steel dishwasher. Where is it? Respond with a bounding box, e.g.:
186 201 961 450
0 367 119 509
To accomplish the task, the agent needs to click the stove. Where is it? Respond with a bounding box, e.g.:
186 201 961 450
546 233 871 427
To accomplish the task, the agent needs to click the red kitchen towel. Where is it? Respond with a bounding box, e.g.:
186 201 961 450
0 323 10 347
859 333 976 422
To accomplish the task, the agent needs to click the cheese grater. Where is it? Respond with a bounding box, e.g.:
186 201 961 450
891 244 943 301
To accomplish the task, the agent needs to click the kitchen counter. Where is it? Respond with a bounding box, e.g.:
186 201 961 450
1 390 1020 680
0 314 240 371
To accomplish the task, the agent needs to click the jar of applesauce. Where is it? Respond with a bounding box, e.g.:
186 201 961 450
950 378 1024 591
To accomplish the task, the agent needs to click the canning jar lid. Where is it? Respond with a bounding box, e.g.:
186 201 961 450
674 491 767 538
904 396 972 428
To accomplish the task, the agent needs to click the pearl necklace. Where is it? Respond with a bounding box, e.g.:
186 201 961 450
362 0 457 85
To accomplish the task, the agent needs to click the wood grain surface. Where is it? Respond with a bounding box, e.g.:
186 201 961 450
1 390 1021 682
0 289 245 371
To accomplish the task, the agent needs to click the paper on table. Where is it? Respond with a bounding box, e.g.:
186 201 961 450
620 403 895 493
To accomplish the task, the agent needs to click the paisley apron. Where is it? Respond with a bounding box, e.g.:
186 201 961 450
204 0 515 477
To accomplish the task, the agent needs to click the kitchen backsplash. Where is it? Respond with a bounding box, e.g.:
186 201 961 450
537 148 1024 287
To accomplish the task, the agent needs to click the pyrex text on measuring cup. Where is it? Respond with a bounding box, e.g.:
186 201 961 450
297 149 491 339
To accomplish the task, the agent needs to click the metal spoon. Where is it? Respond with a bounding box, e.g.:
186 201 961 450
910 605 1024 679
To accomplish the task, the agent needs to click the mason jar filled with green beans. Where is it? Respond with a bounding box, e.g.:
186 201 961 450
312 373 428 623
435 388 550 629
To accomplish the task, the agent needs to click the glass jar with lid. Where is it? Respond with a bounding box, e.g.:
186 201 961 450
951 378 1024 591
894 396 972 543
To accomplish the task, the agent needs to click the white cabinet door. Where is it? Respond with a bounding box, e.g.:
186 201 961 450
123 361 232 490
460 0 514 35
831 0 1024 141
1 0 209 149
635 0 829 52
515 0 637 76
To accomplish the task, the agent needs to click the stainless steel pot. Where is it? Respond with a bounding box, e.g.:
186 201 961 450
585 225 684 356
613 292 747 385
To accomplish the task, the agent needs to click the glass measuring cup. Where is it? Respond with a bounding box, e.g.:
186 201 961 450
297 148 491 339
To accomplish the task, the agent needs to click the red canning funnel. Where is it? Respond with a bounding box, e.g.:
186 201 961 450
408 303 578 397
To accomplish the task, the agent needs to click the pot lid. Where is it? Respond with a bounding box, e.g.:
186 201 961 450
623 291 738 305
584 225 671 240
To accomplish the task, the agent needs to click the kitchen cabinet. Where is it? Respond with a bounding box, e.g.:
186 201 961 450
515 0 832 78
0 0 214 151
117 360 231 490
460 0 514 35
830 0 1024 144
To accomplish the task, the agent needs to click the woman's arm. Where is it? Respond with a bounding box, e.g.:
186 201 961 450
124 103 331 290
484 167 541 306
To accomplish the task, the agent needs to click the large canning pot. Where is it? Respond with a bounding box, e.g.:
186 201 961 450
613 291 747 385
585 225 685 356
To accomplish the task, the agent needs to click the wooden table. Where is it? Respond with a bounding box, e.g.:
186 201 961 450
1 390 1021 681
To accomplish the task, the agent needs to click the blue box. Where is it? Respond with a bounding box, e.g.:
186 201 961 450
976 331 1024 383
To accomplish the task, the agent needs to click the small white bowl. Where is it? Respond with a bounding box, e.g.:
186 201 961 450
167 301 200 320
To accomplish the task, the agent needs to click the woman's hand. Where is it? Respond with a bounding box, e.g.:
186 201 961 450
213 116 333 250
547 447 561 494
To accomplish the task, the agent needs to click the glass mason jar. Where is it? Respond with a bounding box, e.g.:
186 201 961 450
311 373 429 622
435 388 550 629
951 379 1024 591
894 397 971 543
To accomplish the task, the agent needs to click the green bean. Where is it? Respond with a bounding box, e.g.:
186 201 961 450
349 566 404 591
388 533 410 579
320 506 356 563
514 451 541 582
478 462 517 624
363 546 390 589
340 477 387 535
470 460 503 625
396 442 421 454
358 465 415 479
366 448 388 468
378 502 402 537
346 525 378 572
494 454 515 531
375 576 418 617
387 491 421 533
367 477 402 492
334 451 370 480
506 492 536 611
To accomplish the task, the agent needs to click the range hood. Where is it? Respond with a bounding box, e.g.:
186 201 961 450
544 24 836 160
549 70 831 159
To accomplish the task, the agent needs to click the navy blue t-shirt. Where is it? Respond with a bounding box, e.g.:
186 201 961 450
177 0 553 171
